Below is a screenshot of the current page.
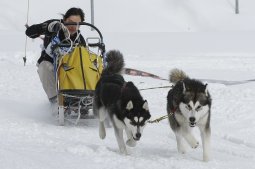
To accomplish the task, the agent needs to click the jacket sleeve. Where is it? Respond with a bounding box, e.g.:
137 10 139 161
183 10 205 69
25 19 56 39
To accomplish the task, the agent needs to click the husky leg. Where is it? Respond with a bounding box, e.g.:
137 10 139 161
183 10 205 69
113 125 127 154
105 113 112 128
98 108 106 139
125 128 136 147
199 126 211 162
175 130 187 154
99 122 106 139
182 127 199 149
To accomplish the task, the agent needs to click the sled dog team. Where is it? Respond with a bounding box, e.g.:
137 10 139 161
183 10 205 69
93 50 212 162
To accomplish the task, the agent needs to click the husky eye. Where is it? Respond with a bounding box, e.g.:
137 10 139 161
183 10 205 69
186 105 192 110
130 121 136 125
196 105 202 111
125 111 132 119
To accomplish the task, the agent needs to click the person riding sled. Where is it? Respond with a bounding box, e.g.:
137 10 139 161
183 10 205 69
25 7 86 104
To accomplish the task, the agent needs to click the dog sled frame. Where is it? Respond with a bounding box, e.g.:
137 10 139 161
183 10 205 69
54 22 105 125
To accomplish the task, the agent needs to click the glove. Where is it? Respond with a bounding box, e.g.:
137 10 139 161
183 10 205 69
48 21 70 38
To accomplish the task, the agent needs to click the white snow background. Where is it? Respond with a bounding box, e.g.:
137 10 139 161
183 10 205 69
0 0 255 168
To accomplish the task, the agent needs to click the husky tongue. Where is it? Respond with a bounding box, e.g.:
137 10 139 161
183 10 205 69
133 137 140 141
190 122 196 127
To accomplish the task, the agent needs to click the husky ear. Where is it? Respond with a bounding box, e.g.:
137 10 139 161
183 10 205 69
204 83 209 96
126 101 133 110
143 100 149 111
182 82 186 94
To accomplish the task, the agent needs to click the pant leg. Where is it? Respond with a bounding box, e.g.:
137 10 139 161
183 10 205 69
37 61 57 100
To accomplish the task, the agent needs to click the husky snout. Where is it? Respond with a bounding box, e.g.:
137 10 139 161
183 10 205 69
189 117 196 127
133 133 141 141
132 126 142 141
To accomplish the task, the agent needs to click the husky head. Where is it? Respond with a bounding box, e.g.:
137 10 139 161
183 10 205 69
179 80 211 127
123 100 151 141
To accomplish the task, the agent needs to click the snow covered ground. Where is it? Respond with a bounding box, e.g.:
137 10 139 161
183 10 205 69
1 54 255 169
1 0 255 169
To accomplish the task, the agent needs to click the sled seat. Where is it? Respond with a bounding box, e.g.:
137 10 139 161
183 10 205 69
57 45 103 92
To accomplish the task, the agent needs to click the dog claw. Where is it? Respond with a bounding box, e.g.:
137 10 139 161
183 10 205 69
178 148 187 154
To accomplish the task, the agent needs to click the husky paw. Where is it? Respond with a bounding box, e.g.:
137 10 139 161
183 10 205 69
99 123 106 139
203 152 210 162
179 149 187 154
203 156 210 162
191 142 199 149
99 131 106 139
178 146 187 154
126 139 137 147
119 148 128 155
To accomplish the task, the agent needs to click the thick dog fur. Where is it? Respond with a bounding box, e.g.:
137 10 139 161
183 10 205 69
167 68 212 161
93 50 151 154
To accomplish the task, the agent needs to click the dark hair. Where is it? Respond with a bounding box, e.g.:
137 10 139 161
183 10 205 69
63 7 85 21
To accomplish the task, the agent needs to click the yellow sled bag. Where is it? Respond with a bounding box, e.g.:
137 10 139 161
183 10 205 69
57 46 103 93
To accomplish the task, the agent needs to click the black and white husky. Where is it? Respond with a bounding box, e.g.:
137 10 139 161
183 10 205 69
167 69 212 161
93 50 151 154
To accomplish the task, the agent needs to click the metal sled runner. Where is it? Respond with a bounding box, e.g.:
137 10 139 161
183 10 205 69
54 22 105 125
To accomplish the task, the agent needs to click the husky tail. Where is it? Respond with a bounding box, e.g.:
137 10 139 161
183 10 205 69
169 68 189 84
103 50 125 75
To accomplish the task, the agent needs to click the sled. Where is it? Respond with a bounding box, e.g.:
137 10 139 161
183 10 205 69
53 22 105 125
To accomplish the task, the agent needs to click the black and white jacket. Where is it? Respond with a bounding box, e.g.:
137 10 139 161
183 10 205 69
25 19 86 64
